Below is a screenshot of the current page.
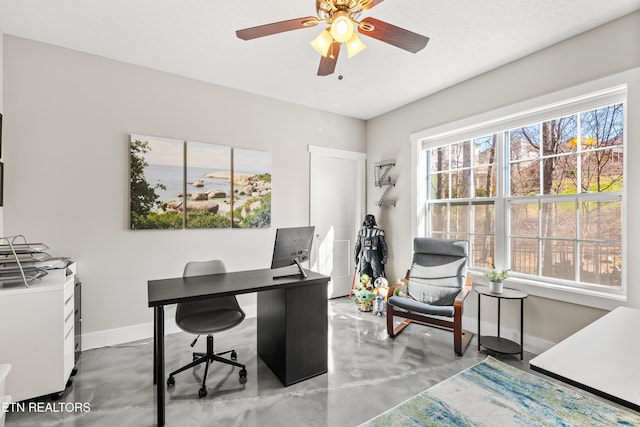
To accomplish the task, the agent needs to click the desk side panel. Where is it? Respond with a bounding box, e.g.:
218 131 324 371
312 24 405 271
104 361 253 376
256 280 329 386
285 282 328 384
257 288 287 383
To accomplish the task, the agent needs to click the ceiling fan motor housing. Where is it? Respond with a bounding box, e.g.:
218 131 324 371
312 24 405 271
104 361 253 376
316 0 366 23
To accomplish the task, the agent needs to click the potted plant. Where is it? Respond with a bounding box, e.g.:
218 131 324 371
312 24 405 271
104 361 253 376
483 268 510 293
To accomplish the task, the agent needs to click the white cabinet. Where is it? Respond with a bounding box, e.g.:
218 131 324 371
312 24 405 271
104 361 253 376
0 263 76 402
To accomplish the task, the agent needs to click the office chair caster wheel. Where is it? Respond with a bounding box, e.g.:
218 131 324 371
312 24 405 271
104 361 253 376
50 391 64 401
231 350 237 361
239 368 247 385
167 376 175 387
199 386 207 398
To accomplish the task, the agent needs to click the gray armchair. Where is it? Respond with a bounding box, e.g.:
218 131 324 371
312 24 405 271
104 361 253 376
387 238 473 356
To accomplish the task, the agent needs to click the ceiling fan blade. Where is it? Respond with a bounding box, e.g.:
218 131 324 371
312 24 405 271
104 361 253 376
362 0 384 9
236 17 319 40
358 17 429 53
317 42 341 76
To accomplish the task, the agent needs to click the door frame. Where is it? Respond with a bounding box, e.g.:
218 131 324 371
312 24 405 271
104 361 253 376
308 145 366 295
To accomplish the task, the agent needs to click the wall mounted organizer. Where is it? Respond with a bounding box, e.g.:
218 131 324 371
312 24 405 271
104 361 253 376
374 160 396 207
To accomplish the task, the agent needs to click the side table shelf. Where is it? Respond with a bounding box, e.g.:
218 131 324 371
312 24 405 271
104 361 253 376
475 285 528 360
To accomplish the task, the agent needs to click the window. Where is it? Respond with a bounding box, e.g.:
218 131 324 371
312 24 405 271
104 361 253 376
428 136 497 269
507 105 623 287
422 91 625 296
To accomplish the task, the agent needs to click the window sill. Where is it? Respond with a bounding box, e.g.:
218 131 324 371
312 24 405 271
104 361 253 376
468 271 626 311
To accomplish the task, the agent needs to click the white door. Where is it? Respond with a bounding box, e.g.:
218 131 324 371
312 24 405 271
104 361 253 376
309 146 366 299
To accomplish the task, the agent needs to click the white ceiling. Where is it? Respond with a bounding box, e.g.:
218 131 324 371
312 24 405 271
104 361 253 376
1 0 639 120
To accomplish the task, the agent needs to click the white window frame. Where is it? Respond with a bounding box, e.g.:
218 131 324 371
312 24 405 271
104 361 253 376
410 69 639 310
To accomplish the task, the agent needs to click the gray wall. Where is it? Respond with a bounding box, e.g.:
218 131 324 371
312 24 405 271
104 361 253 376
2 35 366 348
0 33 4 235
366 11 640 351
3 11 639 353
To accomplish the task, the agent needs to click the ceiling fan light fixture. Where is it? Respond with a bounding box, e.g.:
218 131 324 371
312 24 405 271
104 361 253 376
236 0 430 76
311 29 334 56
330 12 354 43
345 32 366 58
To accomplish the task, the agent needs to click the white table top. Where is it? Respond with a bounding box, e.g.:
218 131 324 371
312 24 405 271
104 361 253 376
530 306 640 409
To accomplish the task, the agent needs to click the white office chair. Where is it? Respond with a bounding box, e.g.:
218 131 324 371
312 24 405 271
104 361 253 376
166 260 247 398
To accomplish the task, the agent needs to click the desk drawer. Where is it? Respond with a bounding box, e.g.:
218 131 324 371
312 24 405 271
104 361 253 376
64 278 74 325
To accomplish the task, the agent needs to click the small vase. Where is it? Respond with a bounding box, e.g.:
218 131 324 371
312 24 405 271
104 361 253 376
489 281 503 293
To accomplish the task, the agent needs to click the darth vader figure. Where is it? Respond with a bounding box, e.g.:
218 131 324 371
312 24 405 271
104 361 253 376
354 214 388 281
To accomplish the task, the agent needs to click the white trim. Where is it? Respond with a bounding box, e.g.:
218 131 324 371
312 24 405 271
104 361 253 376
81 319 174 351
468 272 624 311
308 145 367 160
307 146 366 222
417 86 626 149
411 136 426 244
308 145 367 292
411 68 639 310
410 68 639 147
81 304 257 351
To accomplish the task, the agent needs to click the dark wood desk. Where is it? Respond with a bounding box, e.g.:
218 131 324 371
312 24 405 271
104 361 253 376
148 268 330 426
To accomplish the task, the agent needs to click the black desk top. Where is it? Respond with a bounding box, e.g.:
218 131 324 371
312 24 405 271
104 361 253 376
148 268 330 307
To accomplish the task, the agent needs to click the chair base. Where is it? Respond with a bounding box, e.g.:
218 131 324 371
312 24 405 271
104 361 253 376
167 334 247 397
387 307 474 356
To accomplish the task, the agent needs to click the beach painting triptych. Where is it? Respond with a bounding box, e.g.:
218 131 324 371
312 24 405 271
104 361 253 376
130 134 271 230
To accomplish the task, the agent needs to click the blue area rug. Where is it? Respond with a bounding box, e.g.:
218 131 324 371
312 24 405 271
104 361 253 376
361 356 640 426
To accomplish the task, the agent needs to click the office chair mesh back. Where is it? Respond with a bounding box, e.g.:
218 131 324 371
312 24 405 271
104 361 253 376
408 238 468 307
176 260 246 335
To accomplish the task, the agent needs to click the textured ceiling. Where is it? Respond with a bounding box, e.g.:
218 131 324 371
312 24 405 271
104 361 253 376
1 0 639 119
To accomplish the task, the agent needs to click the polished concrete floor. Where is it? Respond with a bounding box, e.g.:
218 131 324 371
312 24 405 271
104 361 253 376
2 297 622 427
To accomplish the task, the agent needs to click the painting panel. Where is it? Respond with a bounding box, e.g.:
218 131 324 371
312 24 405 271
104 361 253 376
130 134 184 230
232 148 271 228
185 141 232 229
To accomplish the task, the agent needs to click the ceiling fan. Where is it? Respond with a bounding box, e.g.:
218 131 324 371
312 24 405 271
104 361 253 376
236 0 429 76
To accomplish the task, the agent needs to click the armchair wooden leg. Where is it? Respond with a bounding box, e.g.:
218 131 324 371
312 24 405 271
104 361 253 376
387 305 412 337
387 304 396 337
393 320 412 337
453 302 473 356
455 330 473 356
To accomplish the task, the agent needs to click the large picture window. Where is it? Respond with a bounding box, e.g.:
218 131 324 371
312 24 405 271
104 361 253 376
423 94 624 294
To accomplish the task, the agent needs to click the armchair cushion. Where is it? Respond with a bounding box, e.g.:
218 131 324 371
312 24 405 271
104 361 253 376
407 238 468 306
387 295 455 317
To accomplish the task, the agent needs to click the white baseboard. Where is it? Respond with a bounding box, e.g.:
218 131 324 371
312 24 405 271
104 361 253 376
81 303 555 356
81 304 257 351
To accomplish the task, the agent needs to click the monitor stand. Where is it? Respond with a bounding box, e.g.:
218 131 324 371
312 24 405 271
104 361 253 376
272 259 308 280
293 258 307 278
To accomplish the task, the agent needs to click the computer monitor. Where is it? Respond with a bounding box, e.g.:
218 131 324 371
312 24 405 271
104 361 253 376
270 226 315 279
